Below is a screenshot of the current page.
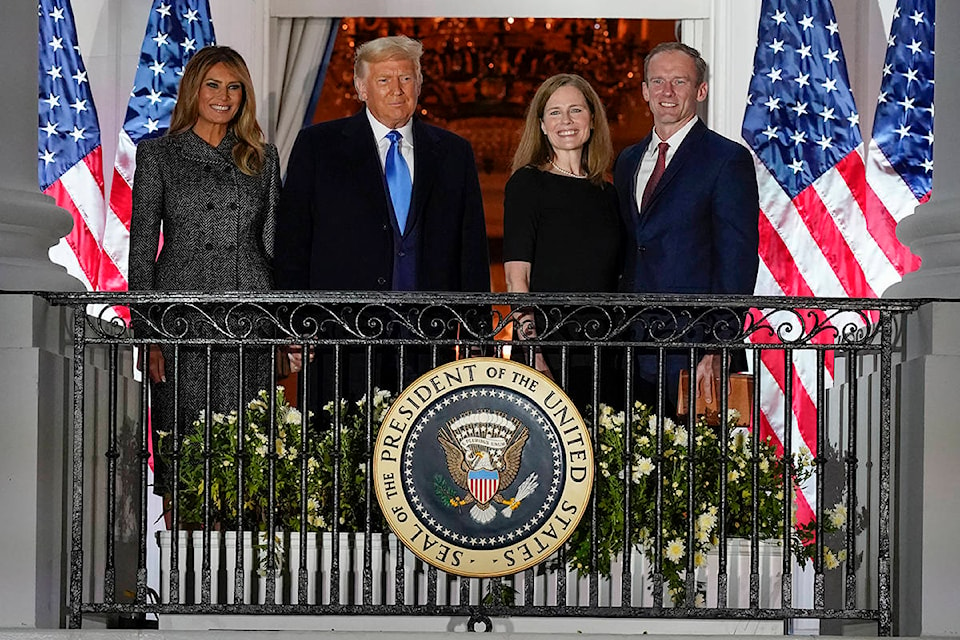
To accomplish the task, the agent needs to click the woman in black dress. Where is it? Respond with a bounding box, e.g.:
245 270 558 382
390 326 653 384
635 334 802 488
503 74 624 410
128 46 281 498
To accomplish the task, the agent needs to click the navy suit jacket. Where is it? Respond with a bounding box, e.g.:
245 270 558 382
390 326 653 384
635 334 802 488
275 110 490 292
614 119 759 395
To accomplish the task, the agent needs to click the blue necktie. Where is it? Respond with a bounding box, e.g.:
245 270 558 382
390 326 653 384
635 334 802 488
385 130 412 233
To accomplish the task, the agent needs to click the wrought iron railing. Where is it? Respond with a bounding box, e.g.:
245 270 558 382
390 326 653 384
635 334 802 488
45 291 922 633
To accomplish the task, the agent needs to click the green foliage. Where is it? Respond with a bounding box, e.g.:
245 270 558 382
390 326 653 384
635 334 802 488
567 401 850 605
157 387 395 533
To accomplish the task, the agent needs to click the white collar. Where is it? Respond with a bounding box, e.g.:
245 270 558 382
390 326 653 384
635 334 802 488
366 109 414 147
653 115 699 149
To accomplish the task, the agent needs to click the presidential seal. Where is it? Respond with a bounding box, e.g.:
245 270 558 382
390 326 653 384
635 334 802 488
373 358 593 578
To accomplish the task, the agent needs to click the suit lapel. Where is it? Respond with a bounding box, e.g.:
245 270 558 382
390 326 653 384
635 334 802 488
642 119 707 215
343 111 395 230
408 118 438 235
625 136 651 219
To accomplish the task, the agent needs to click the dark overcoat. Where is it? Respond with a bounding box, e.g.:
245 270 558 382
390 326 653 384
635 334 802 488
274 110 490 292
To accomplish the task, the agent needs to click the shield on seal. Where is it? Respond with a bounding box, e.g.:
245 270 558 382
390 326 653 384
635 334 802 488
468 469 499 505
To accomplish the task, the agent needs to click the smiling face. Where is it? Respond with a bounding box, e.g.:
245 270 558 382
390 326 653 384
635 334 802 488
357 56 421 129
540 84 593 154
641 50 708 140
195 62 244 130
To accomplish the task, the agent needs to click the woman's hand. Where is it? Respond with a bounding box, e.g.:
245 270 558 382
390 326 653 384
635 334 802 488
147 345 166 384
533 351 554 381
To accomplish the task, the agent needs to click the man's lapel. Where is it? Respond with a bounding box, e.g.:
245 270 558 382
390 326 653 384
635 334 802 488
643 119 707 215
407 118 438 235
343 110 394 226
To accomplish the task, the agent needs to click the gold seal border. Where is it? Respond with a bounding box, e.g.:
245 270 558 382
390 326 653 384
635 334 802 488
373 358 594 578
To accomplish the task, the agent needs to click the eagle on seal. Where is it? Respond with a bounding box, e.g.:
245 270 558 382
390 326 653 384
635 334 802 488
438 410 539 524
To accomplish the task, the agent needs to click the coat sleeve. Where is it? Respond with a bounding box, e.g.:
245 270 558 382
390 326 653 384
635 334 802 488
457 138 491 292
261 143 281 266
710 143 760 295
128 141 163 292
274 129 315 290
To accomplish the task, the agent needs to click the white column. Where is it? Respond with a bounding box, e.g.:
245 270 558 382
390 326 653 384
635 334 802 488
886 0 960 298
887 4 960 636
0 1 81 291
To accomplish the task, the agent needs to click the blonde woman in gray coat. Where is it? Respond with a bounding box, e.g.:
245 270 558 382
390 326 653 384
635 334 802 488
128 46 280 500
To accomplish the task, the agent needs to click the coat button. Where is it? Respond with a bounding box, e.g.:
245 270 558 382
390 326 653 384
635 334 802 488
638 245 647 253
382 224 389 231
204 165 211 172
207 202 215 210
397 250 406 257
377 277 387 286
229 203 237 210
205 242 214 250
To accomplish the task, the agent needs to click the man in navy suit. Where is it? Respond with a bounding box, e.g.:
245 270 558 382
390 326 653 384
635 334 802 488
276 35 490 400
614 42 759 411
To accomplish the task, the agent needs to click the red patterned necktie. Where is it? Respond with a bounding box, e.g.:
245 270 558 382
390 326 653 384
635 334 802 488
640 141 670 211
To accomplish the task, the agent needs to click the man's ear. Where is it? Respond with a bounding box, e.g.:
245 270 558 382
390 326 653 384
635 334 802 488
696 82 709 103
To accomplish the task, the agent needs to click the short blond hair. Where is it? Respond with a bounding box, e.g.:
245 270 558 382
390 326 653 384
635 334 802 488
354 35 424 90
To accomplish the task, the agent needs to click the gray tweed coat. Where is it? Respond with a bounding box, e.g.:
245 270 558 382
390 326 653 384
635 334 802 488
128 129 280 496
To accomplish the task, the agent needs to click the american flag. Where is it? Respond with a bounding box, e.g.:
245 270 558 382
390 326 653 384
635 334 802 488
741 0 930 521
39 0 106 290
865 0 935 228
100 0 216 299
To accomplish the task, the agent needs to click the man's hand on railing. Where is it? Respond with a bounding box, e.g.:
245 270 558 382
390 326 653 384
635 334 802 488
696 352 728 405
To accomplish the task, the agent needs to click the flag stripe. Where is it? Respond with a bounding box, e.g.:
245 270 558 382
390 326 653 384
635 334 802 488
841 150 921 276
794 176 876 299
39 0 106 295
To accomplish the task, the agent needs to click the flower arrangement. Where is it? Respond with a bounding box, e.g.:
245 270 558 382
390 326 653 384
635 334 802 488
158 387 395 533
566 401 853 605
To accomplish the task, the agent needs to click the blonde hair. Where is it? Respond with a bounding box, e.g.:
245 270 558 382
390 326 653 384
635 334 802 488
168 46 265 175
353 35 424 92
511 74 613 185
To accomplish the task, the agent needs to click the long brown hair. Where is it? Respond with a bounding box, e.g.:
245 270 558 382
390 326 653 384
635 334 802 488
168 46 265 175
511 74 613 185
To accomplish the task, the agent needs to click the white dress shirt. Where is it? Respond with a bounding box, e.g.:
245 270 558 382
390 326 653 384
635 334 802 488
366 110 416 184
634 115 699 210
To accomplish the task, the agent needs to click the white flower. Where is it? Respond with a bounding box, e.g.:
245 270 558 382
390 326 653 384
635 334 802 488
824 548 839 570
283 407 302 425
694 551 707 568
694 592 706 608
156 430 170 438
728 469 741 482
673 426 688 447
633 457 655 481
827 502 847 529
665 538 685 563
759 458 770 472
697 512 717 533
836 548 847 562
